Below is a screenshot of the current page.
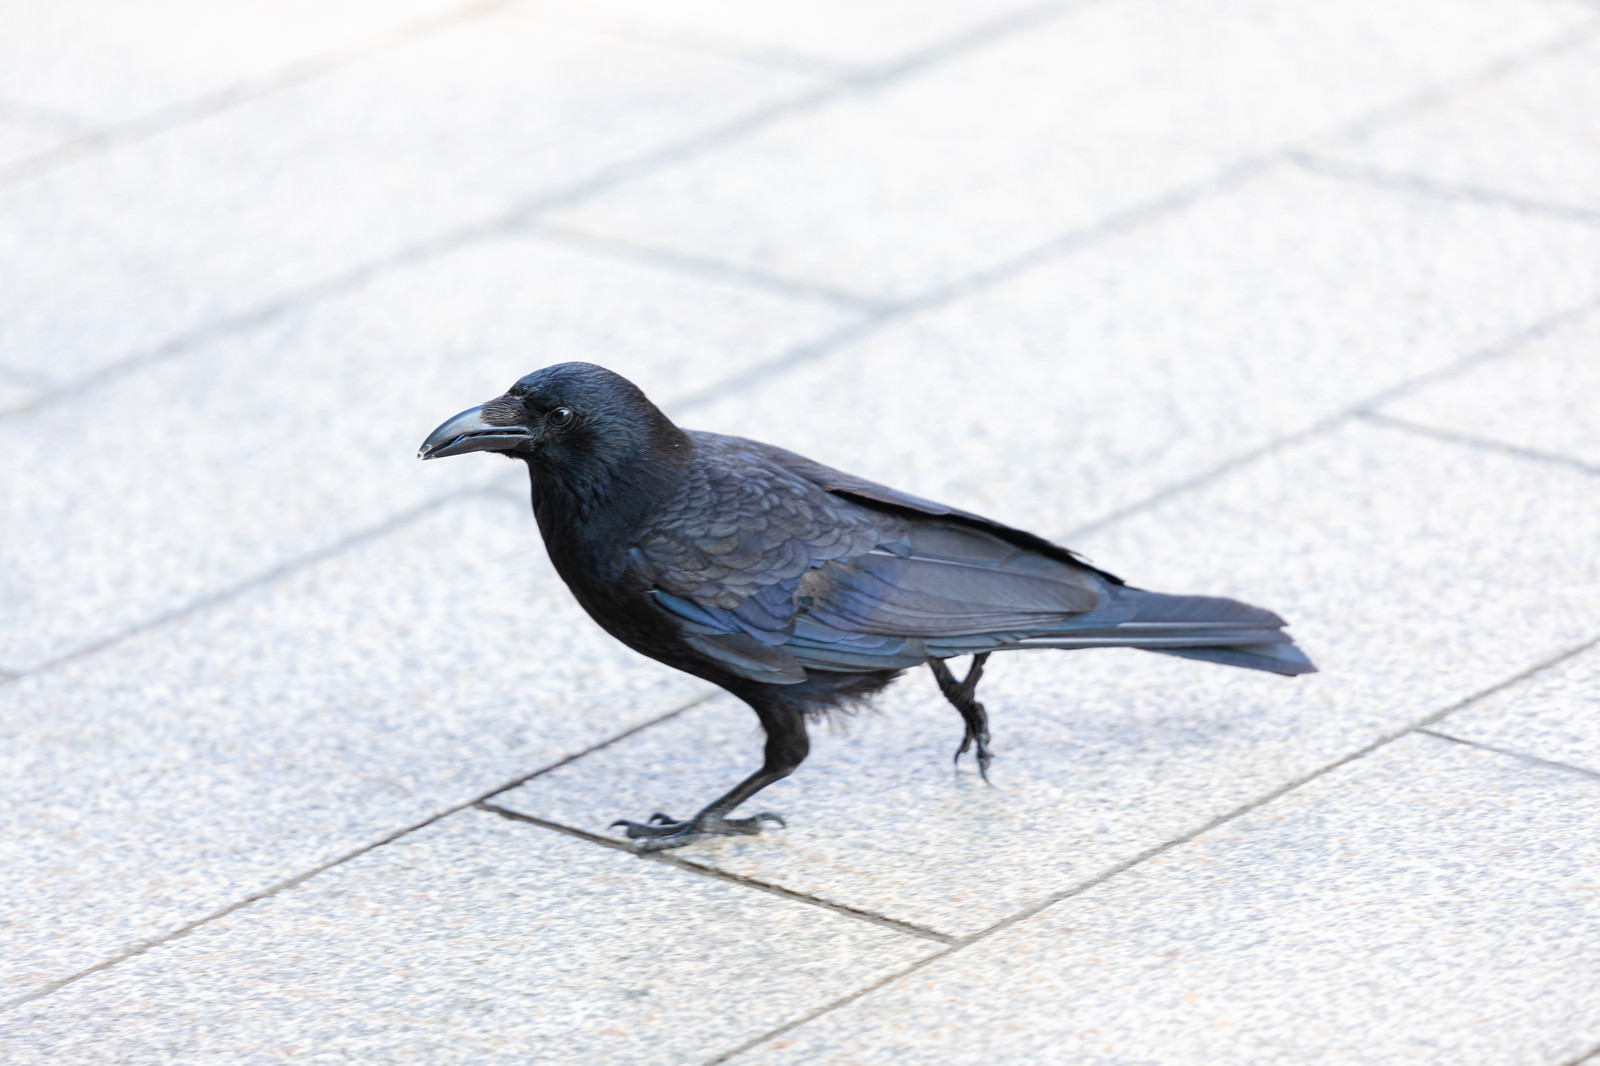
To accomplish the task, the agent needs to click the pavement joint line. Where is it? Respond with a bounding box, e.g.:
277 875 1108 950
494 0 1108 228
517 222 894 314
1355 411 1600 480
6 0 1586 430
0 0 1103 424
0 481 506 686
555 18 1600 421
708 632 1600 1063
0 688 720 1015
0 215 519 422
1051 291 1600 547
476 801 955 945
0 0 523 188
1416 728 1600 787
547 13 861 81
1562 1040 1600 1066
1290 151 1600 229
1317 14 1600 146
1349 295 1600 413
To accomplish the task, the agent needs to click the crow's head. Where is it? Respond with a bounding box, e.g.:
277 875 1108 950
419 363 686 490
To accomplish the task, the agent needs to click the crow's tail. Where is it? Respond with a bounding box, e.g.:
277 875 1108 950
1002 587 1316 677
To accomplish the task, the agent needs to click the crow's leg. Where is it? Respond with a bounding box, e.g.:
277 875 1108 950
929 653 994 781
611 707 807 851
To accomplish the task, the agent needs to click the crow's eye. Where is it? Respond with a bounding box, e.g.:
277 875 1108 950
547 406 575 428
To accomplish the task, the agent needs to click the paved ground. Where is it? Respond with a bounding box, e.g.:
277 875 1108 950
4 0 1600 1062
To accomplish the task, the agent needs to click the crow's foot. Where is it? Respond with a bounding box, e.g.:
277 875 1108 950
930 653 995 782
608 810 786 851
954 721 994 782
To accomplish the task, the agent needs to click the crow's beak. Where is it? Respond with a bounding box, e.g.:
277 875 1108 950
418 404 533 460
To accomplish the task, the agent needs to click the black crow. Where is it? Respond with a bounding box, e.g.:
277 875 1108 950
420 363 1314 848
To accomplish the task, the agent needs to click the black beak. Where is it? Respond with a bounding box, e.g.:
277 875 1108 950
418 404 533 460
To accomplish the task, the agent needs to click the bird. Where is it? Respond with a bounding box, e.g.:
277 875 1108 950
420 362 1314 849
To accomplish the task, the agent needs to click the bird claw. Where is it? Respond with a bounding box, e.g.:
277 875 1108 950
952 725 994 783
609 810 787 850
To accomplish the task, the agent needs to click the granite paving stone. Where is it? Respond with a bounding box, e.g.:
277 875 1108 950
0 117 65 171
1378 307 1600 470
1433 644 1600 779
0 0 485 129
545 0 1594 301
737 734 1600 1065
0 808 938 1064
0 6 823 386
683 165 1600 538
497 422 1600 935
0 494 713 1006
0 367 43 415
546 0 1064 70
0 234 859 673
1313 32 1600 215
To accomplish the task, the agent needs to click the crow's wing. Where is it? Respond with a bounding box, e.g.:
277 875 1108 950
632 434 1113 683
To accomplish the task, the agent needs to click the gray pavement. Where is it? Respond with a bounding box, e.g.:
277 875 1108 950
2 1 1598 1062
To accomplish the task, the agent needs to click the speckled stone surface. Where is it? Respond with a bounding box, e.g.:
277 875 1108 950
546 0 1594 300
547 0 1060 69
1435 644 1600 778
0 117 65 170
0 0 468 127
0 809 938 1064
1314 32 1600 214
1379 307 1600 469
0 367 43 414
679 164 1600 537
0 7 822 386
737 734 1600 1065
498 422 1600 935
0 495 712 1005
0 234 858 673
7 0 1600 1058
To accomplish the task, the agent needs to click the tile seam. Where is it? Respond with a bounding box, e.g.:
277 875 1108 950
0 688 720 1014
0 0 525 187
476 801 954 945
518 222 892 313
1354 411 1600 479
1417 728 1600 786
707 632 1600 1063
6 5 1586 426
0 481 506 683
0 0 1107 421
1290 152 1600 229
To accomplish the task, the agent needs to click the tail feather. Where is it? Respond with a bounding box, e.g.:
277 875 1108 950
1006 587 1316 677
1154 642 1317 676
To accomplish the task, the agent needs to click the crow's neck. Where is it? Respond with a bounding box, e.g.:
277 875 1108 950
526 424 690 585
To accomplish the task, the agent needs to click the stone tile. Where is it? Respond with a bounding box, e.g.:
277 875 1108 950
738 734 1600 1065
1315 34 1600 215
0 809 937 1063
683 166 1600 538
0 7 820 385
0 367 43 414
0 234 858 672
0 117 64 170
547 0 1593 301
1435 643 1600 778
1379 307 1600 469
549 0 1056 69
498 422 1600 935
0 495 714 1005
0 0 479 127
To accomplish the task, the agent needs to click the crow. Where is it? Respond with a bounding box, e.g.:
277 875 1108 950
420 363 1314 849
